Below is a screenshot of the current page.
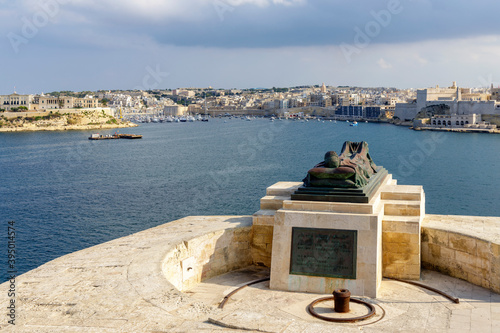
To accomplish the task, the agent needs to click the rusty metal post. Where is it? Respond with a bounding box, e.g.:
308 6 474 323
333 289 351 313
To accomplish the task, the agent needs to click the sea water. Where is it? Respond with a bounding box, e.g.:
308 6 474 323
1 118 499 281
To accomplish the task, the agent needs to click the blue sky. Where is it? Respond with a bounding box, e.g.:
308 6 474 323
2 0 500 94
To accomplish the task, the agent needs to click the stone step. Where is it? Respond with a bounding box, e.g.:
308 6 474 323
383 200 421 216
382 215 421 234
382 215 421 223
253 209 276 216
282 200 381 215
380 185 423 201
260 196 289 210
265 182 303 197
252 209 276 226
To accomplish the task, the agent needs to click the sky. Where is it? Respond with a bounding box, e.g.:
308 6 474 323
2 0 500 94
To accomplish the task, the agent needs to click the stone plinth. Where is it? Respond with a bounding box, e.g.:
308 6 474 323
253 174 426 298
270 206 383 297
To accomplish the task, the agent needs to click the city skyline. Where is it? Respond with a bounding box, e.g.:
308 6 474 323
2 1 500 94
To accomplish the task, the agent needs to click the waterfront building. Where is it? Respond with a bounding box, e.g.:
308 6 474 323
31 95 101 110
188 104 202 114
428 113 497 130
336 105 363 118
0 92 33 110
1 93 102 111
395 81 500 121
164 105 188 116
365 106 382 119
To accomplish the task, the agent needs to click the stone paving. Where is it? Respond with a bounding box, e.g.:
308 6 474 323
192 267 500 333
0 215 498 332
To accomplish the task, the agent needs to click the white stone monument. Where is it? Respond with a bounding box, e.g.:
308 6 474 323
252 143 425 298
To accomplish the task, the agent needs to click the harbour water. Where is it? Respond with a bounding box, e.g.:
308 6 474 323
1 118 499 281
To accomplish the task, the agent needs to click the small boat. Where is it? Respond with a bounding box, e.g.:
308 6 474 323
88 133 142 140
88 133 119 140
118 134 142 139
350 121 358 127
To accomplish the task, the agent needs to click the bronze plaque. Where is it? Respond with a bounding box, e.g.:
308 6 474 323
290 227 357 279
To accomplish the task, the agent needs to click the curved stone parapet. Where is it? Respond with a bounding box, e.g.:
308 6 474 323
0 215 253 331
422 214 500 294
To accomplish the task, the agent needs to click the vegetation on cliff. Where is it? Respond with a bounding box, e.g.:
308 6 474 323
0 110 136 131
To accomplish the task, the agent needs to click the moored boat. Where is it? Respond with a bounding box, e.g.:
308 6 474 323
118 134 143 139
88 133 119 140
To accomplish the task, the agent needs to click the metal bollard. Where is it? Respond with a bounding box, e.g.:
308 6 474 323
333 289 351 313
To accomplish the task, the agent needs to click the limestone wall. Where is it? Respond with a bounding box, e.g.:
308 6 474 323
421 215 500 294
162 224 253 291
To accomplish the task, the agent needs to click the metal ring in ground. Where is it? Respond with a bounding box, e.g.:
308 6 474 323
385 277 460 304
307 296 376 323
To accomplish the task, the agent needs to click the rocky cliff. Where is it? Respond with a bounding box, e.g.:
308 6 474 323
0 110 137 132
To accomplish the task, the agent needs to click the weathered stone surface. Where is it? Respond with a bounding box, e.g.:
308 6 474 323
422 214 500 295
0 214 498 332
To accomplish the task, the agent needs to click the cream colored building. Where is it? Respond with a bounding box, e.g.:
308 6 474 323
173 89 195 98
30 95 101 110
0 93 33 110
430 113 496 129
396 82 500 121
164 105 187 116
188 104 202 114
0 93 102 111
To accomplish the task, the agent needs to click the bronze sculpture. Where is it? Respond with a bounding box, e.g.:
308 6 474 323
303 141 378 188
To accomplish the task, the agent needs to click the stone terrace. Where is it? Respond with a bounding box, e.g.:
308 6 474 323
0 215 499 332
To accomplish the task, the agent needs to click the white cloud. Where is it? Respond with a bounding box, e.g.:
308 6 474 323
377 58 392 69
60 0 306 21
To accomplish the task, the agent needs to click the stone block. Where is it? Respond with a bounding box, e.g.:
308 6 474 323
440 246 455 260
252 212 276 226
260 196 288 210
253 232 273 245
408 241 420 255
492 243 500 257
266 181 302 196
404 264 421 279
449 233 476 254
468 273 482 287
383 263 398 276
274 210 285 226
450 261 468 281
383 231 413 246
428 243 441 259
421 242 429 261
253 225 273 235
476 239 491 259
455 251 477 267
424 228 449 247
384 202 421 216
